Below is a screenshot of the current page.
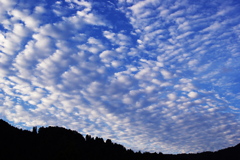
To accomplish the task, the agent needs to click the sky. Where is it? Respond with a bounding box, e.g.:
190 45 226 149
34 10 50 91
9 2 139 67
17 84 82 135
0 0 240 154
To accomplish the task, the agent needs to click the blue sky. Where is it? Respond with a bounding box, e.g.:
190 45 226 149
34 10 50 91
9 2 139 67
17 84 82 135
0 0 240 154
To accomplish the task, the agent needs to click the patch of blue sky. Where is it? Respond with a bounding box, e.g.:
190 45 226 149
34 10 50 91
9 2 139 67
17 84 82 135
0 24 8 33
92 1 134 31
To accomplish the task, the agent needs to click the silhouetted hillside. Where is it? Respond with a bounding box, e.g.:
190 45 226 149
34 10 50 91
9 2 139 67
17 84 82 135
0 119 239 160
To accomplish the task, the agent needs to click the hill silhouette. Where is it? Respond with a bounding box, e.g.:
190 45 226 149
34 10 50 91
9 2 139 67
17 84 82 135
0 119 239 160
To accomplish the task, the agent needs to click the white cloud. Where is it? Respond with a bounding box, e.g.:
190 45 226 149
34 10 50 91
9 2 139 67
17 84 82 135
169 9 185 18
188 91 198 98
34 6 46 14
10 9 40 29
160 69 172 79
202 22 221 32
99 50 116 63
160 9 169 17
76 10 108 26
111 60 122 68
0 0 16 7
176 31 193 39
12 23 29 37
168 93 177 101
33 34 52 50
188 59 198 67
103 30 115 40
130 0 148 15
145 85 155 93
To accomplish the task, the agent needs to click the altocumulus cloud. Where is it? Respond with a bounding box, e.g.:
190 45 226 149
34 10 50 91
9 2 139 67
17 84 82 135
0 0 240 154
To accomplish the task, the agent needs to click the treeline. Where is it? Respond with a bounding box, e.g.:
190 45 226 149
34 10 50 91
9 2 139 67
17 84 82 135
0 119 239 160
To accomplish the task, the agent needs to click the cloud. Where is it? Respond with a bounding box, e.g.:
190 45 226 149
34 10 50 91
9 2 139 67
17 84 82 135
160 69 172 79
0 0 239 154
168 93 177 101
9 9 40 29
188 92 198 99
201 22 221 32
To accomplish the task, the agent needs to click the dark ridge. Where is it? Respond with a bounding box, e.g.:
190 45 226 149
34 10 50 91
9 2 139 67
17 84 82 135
0 119 239 160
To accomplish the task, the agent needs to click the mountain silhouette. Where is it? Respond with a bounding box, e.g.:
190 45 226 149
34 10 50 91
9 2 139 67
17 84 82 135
0 119 239 160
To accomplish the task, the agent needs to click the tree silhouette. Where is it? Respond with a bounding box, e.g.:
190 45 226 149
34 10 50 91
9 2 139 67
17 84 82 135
0 119 239 160
32 126 37 134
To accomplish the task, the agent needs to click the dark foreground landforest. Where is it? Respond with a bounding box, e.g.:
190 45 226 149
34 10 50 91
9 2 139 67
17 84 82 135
0 119 239 160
